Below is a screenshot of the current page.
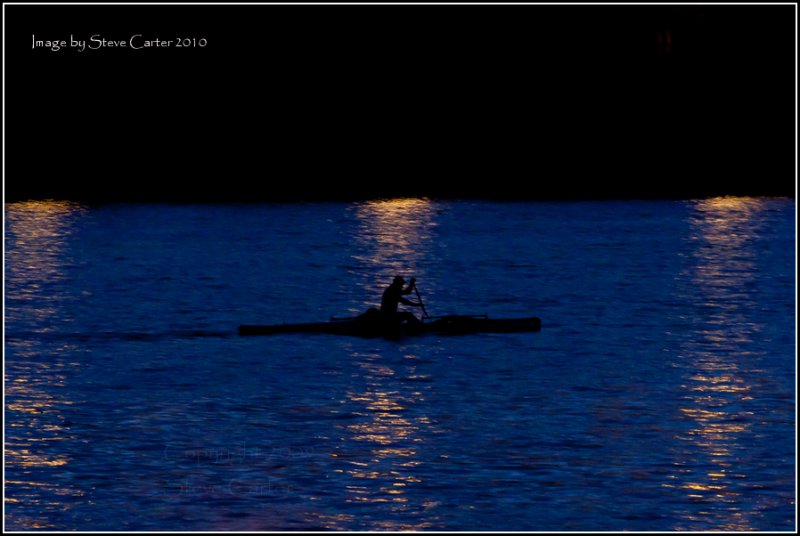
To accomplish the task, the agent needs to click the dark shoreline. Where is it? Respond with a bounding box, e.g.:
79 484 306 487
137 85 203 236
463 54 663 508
6 190 796 204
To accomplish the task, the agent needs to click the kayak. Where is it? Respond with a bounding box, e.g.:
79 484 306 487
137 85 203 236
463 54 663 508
238 313 541 338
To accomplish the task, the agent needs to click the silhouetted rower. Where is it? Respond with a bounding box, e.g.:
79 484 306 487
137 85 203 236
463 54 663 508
381 275 423 325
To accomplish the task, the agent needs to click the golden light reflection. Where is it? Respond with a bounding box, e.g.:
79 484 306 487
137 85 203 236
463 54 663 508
6 201 85 529
312 513 356 531
6 201 85 263
348 198 437 313
6 201 86 328
353 198 436 258
5 363 77 446
690 197 765 240
667 197 771 531
325 351 441 531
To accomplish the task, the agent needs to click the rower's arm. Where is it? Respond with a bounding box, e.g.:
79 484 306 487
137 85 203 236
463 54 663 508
401 278 417 295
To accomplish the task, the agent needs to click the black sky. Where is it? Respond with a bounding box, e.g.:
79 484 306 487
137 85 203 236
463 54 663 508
4 3 796 201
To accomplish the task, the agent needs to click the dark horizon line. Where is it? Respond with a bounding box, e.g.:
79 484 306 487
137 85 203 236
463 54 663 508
5 191 796 204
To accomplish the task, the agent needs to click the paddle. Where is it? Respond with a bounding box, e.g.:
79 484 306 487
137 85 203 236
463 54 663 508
412 279 430 319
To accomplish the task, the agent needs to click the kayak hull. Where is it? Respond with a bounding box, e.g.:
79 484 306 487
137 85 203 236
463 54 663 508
238 315 541 337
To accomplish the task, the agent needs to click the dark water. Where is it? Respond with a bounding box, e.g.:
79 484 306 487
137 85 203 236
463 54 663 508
4 198 795 531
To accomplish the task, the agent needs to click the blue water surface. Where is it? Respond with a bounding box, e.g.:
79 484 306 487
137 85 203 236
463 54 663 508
4 198 796 531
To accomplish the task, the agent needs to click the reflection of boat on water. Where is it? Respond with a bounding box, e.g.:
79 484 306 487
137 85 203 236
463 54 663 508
238 312 541 338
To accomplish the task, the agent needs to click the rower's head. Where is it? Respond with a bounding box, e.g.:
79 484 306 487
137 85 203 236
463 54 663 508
393 275 405 286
